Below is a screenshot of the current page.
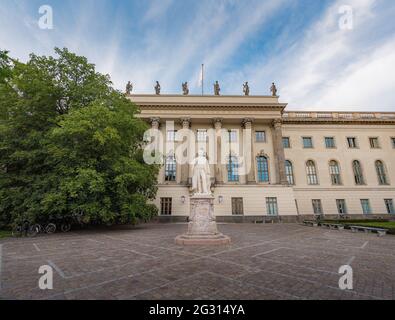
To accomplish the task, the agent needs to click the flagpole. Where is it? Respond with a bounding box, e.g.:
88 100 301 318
201 64 204 96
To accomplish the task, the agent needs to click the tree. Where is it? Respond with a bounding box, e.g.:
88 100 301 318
0 50 12 82
0 48 158 227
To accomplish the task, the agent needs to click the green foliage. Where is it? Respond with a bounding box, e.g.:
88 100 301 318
0 48 158 227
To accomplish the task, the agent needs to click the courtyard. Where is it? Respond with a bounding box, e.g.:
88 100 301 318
0 223 394 300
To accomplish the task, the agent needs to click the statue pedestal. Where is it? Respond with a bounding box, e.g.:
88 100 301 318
175 195 231 246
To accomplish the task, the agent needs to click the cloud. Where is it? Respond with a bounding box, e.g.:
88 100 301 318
239 0 395 110
1 0 394 110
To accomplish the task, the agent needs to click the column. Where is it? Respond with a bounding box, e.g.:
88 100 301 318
242 118 255 184
150 118 163 183
272 119 288 185
213 118 223 184
180 118 191 185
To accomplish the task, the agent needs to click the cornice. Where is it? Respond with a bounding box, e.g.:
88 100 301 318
282 118 395 125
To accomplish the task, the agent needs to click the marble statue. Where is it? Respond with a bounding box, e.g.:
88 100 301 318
213 81 220 96
125 81 133 95
270 82 278 96
182 82 189 95
191 149 211 195
155 81 161 95
243 82 250 96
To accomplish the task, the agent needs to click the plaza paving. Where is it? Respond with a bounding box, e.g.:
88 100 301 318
0 223 395 300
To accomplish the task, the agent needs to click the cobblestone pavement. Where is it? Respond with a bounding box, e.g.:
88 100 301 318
0 223 395 300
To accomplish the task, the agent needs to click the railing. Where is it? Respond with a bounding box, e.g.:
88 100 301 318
282 112 395 120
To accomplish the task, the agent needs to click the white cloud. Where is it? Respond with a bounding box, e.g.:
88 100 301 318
241 0 395 110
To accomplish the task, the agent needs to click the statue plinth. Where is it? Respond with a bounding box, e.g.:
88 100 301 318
175 194 231 246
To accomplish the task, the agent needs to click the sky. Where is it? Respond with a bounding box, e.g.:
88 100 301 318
1 0 395 111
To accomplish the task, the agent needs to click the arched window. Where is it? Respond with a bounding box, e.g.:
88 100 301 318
165 155 176 181
306 160 318 185
285 160 294 185
257 156 269 182
352 160 365 185
227 156 239 182
329 160 342 185
375 160 388 185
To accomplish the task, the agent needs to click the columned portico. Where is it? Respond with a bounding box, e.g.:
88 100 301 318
180 117 191 185
213 118 224 184
242 118 255 184
272 119 288 185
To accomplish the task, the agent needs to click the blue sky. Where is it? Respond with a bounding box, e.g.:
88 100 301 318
1 0 395 111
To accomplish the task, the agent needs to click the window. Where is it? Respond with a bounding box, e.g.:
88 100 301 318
360 199 372 215
160 198 172 215
302 137 313 148
197 130 207 142
391 138 395 149
285 160 295 185
306 160 318 185
232 198 244 215
312 199 323 215
257 156 269 182
352 160 365 185
375 160 388 185
369 137 380 149
165 155 176 181
228 130 238 142
227 156 239 182
325 137 336 149
283 137 291 149
329 160 342 185
266 197 278 216
255 131 266 142
336 199 347 215
167 130 177 142
347 137 358 148
385 199 395 214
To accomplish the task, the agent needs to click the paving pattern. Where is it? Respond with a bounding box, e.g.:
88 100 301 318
0 223 395 300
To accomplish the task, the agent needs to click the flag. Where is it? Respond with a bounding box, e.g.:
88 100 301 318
198 64 204 87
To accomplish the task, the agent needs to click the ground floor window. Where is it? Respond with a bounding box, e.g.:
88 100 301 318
231 197 244 215
312 199 323 215
385 199 394 214
160 197 172 215
266 197 278 216
360 199 372 214
336 199 347 215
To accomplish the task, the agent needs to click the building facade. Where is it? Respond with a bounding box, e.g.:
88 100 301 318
129 94 395 222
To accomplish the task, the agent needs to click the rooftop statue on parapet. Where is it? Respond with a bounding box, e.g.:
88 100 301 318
213 81 220 96
125 81 133 95
155 81 161 95
182 82 189 95
243 82 250 96
270 82 278 96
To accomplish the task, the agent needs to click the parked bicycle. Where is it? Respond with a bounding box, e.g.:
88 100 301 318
12 220 39 237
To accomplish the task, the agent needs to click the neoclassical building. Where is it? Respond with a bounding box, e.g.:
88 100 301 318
129 94 395 222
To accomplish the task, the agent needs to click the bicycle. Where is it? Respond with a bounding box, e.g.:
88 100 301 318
12 221 39 237
31 222 57 234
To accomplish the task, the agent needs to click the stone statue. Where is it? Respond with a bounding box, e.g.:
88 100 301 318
182 82 189 95
125 81 133 95
270 82 278 96
213 81 220 96
191 149 211 195
243 82 250 96
155 81 161 95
